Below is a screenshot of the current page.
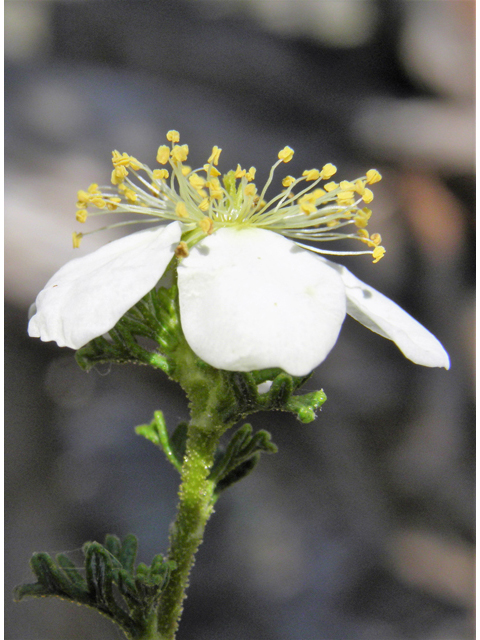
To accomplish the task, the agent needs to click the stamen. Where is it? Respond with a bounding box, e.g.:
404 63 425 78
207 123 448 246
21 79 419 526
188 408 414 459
75 133 385 264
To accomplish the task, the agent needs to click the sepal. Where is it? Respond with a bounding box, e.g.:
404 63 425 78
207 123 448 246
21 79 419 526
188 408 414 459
75 285 182 374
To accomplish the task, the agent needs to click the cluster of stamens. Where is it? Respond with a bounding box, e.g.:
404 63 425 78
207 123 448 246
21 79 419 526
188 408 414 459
74 130 385 262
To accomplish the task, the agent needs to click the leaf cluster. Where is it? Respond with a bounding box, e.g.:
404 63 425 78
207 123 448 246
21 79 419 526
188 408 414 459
14 535 175 640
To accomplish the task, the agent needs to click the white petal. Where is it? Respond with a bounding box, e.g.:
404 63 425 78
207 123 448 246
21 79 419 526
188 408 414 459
178 228 346 376
28 222 182 349
321 258 450 369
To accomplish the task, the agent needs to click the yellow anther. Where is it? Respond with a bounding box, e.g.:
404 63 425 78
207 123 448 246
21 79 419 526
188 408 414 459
124 189 138 203
199 217 214 234
299 201 317 215
354 214 369 228
324 181 338 192
370 232 382 246
337 190 355 202
199 198 210 212
181 165 192 176
361 207 372 219
235 164 246 179
166 130 180 143
282 175 295 188
312 188 326 199
208 146 222 166
175 241 189 258
372 246 386 263
246 167 256 182
244 184 257 197
171 144 189 163
278 146 294 163
354 179 365 196
156 145 170 165
303 169 320 182
111 165 128 185
175 202 188 218
366 169 382 184
189 174 205 190
72 232 83 248
90 196 107 209
362 188 374 204
298 193 317 206
111 151 141 170
76 190 90 206
207 178 223 200
153 169 169 180
76 209 88 223
357 228 369 240
203 164 221 177
111 150 123 166
340 180 354 190
320 163 337 180
87 183 100 194
106 197 122 210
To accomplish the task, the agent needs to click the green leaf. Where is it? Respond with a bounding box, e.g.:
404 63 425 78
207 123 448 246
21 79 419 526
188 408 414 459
210 423 278 496
14 534 175 640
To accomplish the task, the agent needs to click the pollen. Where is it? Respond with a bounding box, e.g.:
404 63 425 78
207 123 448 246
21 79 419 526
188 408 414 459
111 165 128 185
157 146 170 165
175 202 188 218
153 169 169 180
171 144 189 163
204 164 221 177
106 197 122 210
199 198 210 212
320 163 337 180
324 181 338 192
166 130 180 143
207 178 223 200
278 146 294 163
175 241 189 258
245 167 256 182
112 151 142 171
282 176 295 188
235 164 246 179
366 169 382 184
372 246 386 263
189 174 206 191
76 209 88 223
362 188 374 204
72 232 83 248
303 169 320 182
208 146 222 166
199 217 214 234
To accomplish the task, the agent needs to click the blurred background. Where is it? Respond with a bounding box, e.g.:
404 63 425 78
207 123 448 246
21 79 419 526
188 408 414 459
5 1 475 639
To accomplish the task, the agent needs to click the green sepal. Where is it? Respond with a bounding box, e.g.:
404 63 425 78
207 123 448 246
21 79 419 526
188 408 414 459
75 285 183 374
210 423 277 496
14 535 176 640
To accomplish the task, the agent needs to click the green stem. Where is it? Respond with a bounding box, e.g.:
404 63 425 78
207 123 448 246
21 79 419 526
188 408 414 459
156 417 224 640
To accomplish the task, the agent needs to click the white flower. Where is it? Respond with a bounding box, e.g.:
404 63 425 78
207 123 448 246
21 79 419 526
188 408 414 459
28 132 450 375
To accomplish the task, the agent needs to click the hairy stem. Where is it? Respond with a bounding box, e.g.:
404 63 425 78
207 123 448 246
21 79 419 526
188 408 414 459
156 418 223 640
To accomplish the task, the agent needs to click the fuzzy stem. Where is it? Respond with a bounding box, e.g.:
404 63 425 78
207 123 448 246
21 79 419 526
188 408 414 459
156 417 224 640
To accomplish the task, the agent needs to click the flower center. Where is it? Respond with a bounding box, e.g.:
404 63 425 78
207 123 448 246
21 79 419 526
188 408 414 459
73 130 385 262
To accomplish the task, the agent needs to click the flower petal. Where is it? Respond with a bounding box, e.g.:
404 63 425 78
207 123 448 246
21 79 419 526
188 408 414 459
28 222 182 349
322 259 450 369
178 228 346 376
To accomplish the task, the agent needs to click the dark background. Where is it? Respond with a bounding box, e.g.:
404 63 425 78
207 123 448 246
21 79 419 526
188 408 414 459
5 2 475 639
